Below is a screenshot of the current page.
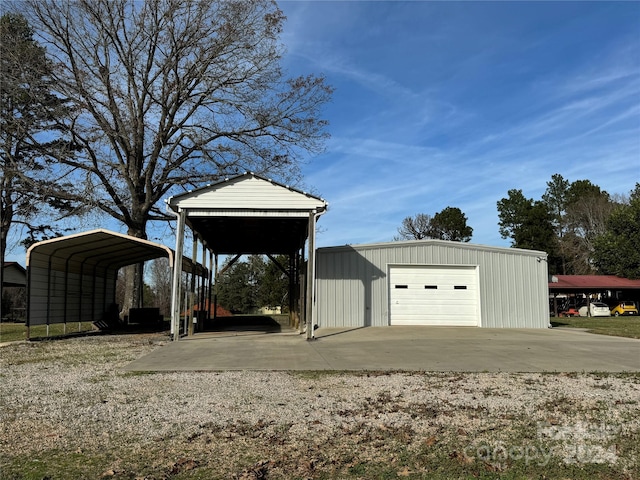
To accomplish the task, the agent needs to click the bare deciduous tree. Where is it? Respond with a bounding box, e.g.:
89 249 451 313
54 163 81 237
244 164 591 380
395 213 433 240
148 258 172 317
563 191 616 274
1 12 80 308
22 0 332 312
24 0 332 236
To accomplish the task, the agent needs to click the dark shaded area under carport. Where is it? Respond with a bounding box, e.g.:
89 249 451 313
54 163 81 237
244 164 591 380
204 315 290 334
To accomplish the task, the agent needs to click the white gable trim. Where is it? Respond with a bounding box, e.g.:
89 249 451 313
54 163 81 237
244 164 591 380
166 172 327 213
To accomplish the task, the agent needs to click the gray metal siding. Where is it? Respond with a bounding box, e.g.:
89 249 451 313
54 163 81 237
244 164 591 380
27 230 172 327
316 241 549 329
28 264 117 326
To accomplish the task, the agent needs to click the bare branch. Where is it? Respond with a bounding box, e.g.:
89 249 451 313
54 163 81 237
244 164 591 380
22 0 332 238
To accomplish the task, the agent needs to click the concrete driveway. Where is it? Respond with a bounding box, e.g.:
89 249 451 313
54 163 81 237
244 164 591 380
124 326 640 373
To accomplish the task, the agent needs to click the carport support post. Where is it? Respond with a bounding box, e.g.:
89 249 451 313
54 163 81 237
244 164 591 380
171 210 186 340
200 242 207 330
213 254 219 320
188 237 197 336
298 249 305 333
208 251 214 321
306 211 317 340
289 254 295 327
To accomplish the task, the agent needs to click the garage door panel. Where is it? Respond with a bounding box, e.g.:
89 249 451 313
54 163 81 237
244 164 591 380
389 265 479 326
392 318 478 326
391 298 477 308
393 270 473 282
392 306 476 317
392 305 477 314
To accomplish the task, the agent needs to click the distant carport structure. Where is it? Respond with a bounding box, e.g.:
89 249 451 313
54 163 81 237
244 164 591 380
166 172 327 340
549 275 640 315
26 229 203 338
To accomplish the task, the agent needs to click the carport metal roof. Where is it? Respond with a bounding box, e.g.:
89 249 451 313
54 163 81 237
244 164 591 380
26 229 206 328
166 172 327 255
26 229 206 275
549 275 640 291
27 229 175 271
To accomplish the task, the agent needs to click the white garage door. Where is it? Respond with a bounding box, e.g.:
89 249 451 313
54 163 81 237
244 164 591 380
389 265 479 326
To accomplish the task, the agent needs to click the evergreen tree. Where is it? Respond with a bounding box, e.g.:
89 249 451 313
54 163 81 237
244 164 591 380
259 255 290 311
430 207 473 242
497 191 557 254
0 13 78 309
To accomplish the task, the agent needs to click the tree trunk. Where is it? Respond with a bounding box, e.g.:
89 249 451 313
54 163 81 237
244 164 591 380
0 204 10 320
119 223 146 321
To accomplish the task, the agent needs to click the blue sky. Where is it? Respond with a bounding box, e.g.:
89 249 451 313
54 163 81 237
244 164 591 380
4 1 639 264
280 0 640 248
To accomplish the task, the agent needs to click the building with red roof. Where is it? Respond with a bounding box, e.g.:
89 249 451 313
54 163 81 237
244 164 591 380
548 275 640 316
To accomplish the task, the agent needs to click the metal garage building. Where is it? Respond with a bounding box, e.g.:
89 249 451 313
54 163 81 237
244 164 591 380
315 240 549 329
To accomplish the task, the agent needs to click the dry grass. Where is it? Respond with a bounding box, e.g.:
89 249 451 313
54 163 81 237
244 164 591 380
0 333 638 480
0 321 96 343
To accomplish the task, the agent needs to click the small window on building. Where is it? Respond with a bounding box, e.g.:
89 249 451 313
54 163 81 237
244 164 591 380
454 285 467 290
424 285 438 289
395 285 408 289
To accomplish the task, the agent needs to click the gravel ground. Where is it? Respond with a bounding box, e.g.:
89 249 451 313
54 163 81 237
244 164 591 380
1 333 639 479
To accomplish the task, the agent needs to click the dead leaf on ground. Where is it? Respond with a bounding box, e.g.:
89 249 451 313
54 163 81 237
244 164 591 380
450 450 475 465
425 435 438 446
235 460 273 480
397 466 412 476
168 457 199 475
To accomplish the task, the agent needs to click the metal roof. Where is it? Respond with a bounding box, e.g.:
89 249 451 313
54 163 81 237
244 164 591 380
549 275 640 290
27 229 175 272
26 229 205 275
319 239 548 257
166 172 327 255
26 229 207 328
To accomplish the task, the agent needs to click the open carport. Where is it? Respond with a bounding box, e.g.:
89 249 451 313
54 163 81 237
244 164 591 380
124 326 640 373
549 275 640 316
165 172 327 340
25 229 205 338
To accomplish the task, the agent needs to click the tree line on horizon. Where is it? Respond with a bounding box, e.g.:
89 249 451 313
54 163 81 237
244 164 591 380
399 175 639 278
497 175 639 278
